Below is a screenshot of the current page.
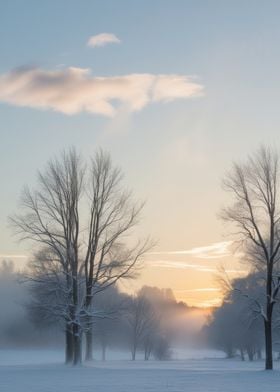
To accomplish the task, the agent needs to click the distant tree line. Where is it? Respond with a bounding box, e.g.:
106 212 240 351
0 260 195 361
205 272 264 361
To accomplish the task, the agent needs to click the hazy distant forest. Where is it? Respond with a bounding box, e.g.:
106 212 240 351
2 145 280 371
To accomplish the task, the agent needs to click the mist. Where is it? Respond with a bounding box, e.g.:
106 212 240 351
0 259 210 361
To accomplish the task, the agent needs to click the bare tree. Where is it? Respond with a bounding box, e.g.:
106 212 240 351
82 150 150 361
92 286 127 361
126 295 156 360
221 146 280 370
11 148 150 365
11 149 83 365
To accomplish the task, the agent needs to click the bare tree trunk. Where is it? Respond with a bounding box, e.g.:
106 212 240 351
247 347 254 361
144 342 152 360
131 344 136 360
72 266 82 366
65 326 74 364
264 319 273 370
73 323 82 365
144 350 149 361
240 348 245 361
265 265 273 370
102 342 106 361
85 328 93 361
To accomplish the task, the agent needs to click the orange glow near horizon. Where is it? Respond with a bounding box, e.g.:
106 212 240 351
4 241 249 309
118 241 249 308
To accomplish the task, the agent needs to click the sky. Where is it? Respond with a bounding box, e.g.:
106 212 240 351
1 1 280 307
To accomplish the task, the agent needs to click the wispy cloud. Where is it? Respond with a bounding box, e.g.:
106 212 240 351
146 259 247 275
175 288 220 292
0 67 204 116
199 298 222 308
87 33 121 48
146 259 216 272
149 241 233 259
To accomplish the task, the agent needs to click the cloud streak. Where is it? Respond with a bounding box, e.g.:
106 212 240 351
149 241 233 259
199 298 222 308
87 33 121 47
145 259 247 275
146 259 216 272
0 67 204 116
175 288 220 292
0 255 27 259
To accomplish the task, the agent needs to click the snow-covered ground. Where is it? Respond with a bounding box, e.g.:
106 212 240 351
0 349 280 392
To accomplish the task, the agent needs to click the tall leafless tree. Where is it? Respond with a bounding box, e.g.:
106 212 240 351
11 148 150 365
82 150 150 361
126 295 156 360
222 146 280 370
11 149 83 364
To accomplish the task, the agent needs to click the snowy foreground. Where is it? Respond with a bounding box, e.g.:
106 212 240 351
1 350 280 392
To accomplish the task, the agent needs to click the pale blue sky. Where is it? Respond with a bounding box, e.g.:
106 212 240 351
1 1 280 305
